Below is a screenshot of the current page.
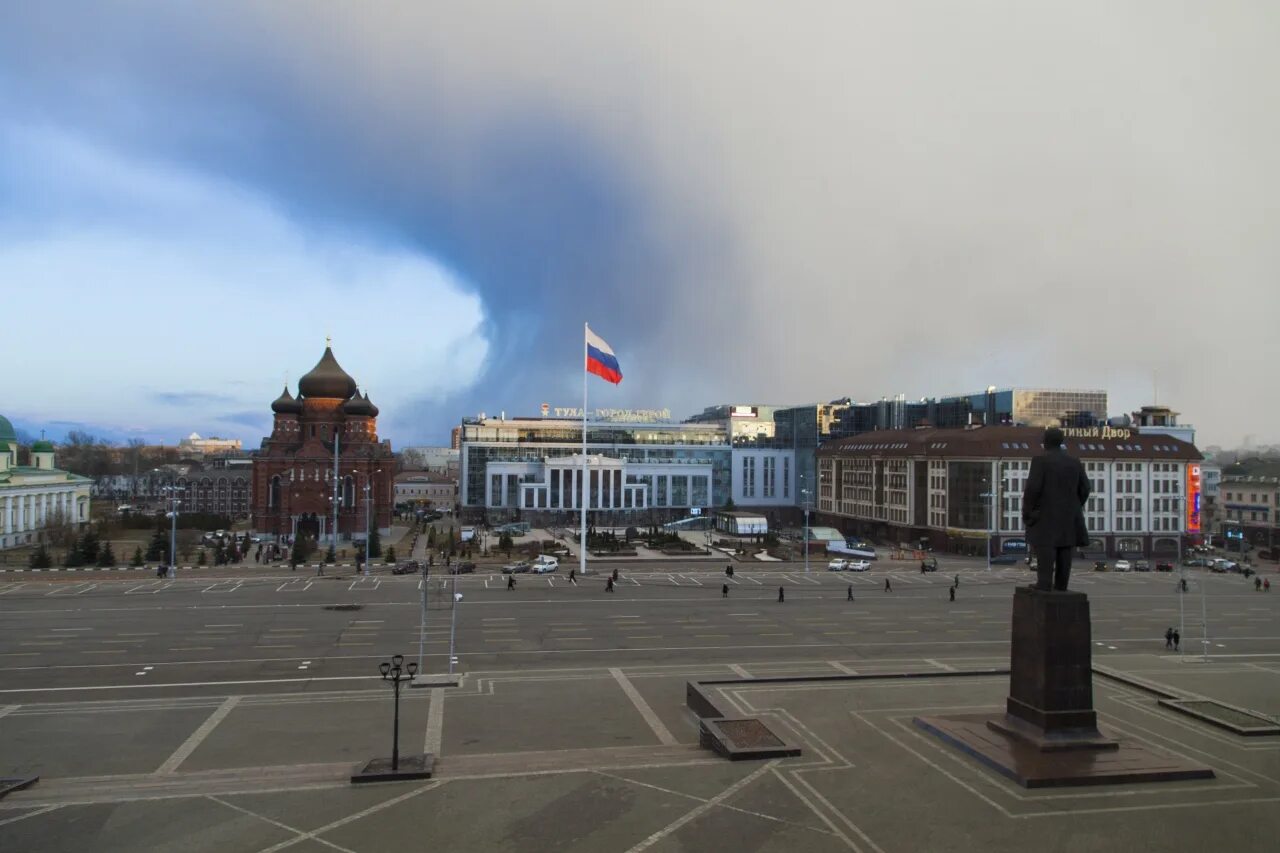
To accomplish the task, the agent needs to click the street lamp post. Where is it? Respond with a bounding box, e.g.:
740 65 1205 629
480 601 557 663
161 483 181 577
449 577 460 675
980 491 996 571
352 469 381 574
378 654 417 772
800 487 812 574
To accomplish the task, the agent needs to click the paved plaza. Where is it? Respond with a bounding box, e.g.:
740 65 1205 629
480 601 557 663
1 563 1277 851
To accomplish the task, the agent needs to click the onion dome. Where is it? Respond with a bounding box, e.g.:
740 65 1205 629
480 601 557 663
364 392 379 418
297 346 358 400
271 386 302 415
342 391 374 417
31 440 55 453
0 414 15 444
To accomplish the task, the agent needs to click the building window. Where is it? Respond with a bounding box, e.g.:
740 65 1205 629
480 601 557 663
783 457 790 499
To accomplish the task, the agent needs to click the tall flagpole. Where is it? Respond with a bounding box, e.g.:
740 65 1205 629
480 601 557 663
580 322 589 577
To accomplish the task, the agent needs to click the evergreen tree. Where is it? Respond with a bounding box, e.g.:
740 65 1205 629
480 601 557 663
367 528 382 558
426 527 435 547
499 532 514 557
130 546 144 567
145 527 169 562
29 543 52 569
78 529 101 564
64 543 84 568
325 545 336 564
384 545 396 564
96 541 116 568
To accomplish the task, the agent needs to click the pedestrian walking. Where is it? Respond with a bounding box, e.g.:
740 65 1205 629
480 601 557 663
920 561 927 575
884 578 892 592
612 568 619 583
847 585 854 602
722 583 729 598
606 577 615 593
507 574 516 590
569 568 576 584
778 586 785 603
954 574 960 588
1266 578 1272 592
1164 627 1174 649
316 561 324 577
1256 576 1263 591
949 586 956 602
1173 629 1181 651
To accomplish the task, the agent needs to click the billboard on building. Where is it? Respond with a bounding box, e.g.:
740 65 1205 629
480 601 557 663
1187 465 1202 533
731 406 758 418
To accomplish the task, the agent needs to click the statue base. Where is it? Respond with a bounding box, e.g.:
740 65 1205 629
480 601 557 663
914 587 1213 788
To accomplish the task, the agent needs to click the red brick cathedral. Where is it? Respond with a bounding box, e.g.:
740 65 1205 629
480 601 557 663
252 346 395 543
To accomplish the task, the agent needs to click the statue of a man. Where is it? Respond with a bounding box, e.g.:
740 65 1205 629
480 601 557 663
1021 427 1091 591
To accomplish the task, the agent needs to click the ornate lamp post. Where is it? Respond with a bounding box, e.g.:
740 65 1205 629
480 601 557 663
379 654 416 772
352 653 435 783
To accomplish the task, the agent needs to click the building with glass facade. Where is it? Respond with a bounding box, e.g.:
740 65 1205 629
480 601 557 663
816 424 1203 558
458 416 733 522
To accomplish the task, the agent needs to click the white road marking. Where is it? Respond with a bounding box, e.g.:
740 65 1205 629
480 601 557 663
157 695 241 774
828 661 858 675
254 781 443 853
623 760 778 852
924 658 956 672
728 664 752 678
610 667 678 746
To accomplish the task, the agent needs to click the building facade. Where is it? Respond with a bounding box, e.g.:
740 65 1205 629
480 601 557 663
459 415 734 522
816 425 1202 558
177 433 243 458
1219 459 1279 554
394 472 458 509
173 466 252 519
251 347 395 542
0 417 93 551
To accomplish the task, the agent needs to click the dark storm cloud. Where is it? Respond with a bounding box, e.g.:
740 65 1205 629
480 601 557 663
3 3 1276 445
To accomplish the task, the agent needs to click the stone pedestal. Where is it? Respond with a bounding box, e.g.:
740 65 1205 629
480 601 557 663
914 586 1214 787
988 587 1115 749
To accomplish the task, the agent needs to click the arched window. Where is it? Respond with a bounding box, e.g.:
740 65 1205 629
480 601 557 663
269 475 281 508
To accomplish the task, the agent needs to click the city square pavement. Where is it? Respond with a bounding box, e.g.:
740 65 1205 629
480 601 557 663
1 562 1277 851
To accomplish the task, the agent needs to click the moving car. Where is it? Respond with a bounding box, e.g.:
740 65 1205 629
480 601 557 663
920 557 938 572
1134 560 1151 572
1114 559 1132 572
847 560 871 572
391 561 420 575
1155 561 1174 572
531 555 559 574
449 561 476 575
989 555 1018 565
1093 560 1108 572
827 559 849 572
501 560 531 574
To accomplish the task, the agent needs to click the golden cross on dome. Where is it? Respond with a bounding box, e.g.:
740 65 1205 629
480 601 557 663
326 334 332 348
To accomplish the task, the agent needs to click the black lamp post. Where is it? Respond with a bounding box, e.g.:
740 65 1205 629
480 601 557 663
380 654 418 772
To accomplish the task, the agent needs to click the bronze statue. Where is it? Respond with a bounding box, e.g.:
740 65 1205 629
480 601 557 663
1021 426 1091 591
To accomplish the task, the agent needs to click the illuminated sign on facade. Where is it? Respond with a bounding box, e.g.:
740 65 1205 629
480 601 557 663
1187 464 1202 533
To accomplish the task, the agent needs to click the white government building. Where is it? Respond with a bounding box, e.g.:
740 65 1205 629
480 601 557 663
0 415 93 551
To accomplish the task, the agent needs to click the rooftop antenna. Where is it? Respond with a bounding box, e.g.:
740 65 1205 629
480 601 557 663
326 334 332 348
1153 370 1158 405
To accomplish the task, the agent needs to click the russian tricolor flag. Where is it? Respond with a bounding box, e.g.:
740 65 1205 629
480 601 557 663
585 325 623 385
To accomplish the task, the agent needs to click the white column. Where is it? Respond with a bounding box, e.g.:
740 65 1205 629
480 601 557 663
484 472 493 508
3 496 10 534
16 495 24 532
604 470 612 509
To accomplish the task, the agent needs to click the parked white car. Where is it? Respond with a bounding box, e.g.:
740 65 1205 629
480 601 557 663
827 559 849 571
1114 559 1132 572
847 560 871 572
531 555 560 574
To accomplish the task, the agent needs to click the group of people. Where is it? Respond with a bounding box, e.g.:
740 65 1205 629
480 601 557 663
1254 576 1272 592
1164 627 1182 650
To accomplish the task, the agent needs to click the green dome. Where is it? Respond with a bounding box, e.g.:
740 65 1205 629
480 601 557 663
31 440 54 453
0 414 15 444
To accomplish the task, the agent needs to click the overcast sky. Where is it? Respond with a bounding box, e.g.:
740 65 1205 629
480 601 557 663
2 2 1275 449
